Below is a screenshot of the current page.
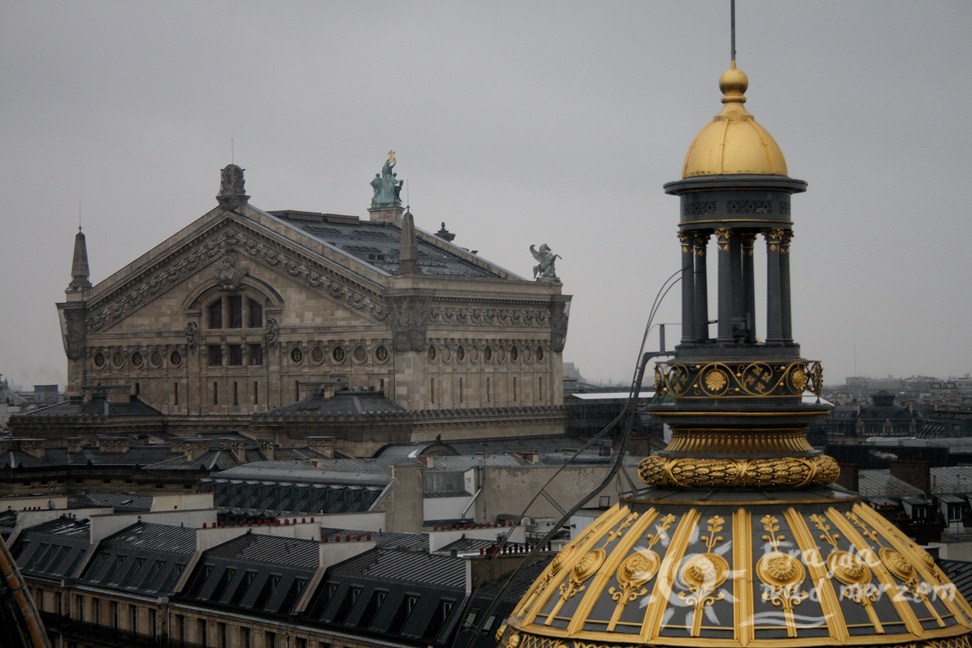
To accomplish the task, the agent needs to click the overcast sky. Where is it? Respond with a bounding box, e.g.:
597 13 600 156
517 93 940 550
1 1 970 390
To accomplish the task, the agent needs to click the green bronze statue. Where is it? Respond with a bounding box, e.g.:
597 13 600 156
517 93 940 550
370 150 403 207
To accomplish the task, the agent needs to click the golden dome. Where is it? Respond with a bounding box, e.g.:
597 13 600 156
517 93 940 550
682 63 789 178
499 495 972 648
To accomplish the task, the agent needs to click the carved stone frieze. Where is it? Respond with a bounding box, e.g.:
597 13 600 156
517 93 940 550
389 294 432 352
265 317 280 350
550 296 571 353
428 303 551 328
185 321 198 351
214 251 249 290
60 305 87 360
85 220 388 333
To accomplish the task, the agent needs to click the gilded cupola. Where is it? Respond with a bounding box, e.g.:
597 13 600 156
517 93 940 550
682 62 788 178
496 52 972 648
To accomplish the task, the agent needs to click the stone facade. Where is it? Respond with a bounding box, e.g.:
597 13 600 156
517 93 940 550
56 165 570 442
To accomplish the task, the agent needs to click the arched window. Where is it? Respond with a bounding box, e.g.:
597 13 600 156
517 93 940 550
208 300 222 329
206 295 264 329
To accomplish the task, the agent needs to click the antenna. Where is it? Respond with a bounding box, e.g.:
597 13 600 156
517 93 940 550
231 138 235 164
730 0 736 63
78 198 82 231
406 177 410 211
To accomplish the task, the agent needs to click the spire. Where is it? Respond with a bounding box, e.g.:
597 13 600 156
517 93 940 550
68 227 91 292
395 211 421 275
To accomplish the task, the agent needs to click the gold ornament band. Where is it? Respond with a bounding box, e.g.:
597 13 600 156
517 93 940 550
654 359 823 399
638 454 840 489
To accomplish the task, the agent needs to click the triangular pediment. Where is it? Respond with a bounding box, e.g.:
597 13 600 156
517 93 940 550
84 206 391 334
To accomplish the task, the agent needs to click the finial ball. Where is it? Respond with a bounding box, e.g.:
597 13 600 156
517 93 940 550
719 66 749 96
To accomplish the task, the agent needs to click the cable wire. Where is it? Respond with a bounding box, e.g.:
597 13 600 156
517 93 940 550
459 266 683 647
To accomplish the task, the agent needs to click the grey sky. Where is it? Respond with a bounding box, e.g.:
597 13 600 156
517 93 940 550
1 1 970 390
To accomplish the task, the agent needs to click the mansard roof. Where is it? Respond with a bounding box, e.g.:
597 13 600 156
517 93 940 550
15 394 162 419
178 533 319 618
79 521 196 595
300 547 466 646
214 459 393 485
253 388 407 421
0 444 178 469
10 517 90 580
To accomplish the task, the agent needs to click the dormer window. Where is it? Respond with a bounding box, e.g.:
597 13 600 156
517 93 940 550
207 295 264 329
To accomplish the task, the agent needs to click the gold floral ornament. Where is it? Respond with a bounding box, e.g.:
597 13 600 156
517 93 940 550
654 360 825 398
811 513 883 632
864 522 944 627
678 515 730 637
702 368 729 394
514 544 575 618
546 512 639 623
756 515 808 637
605 514 676 631
790 367 808 391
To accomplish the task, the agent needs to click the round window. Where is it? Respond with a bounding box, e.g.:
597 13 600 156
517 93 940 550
93 352 106 368
170 351 183 366
112 352 125 368
536 346 544 362
290 347 304 363
353 345 367 363
456 345 465 362
131 351 143 367
428 345 437 362
311 346 325 364
332 347 346 363
510 346 519 362
150 350 163 367
375 345 389 363
483 346 492 362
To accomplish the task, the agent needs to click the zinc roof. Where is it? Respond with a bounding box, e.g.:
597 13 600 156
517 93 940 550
858 470 927 498
267 210 506 279
331 548 465 589
205 533 319 569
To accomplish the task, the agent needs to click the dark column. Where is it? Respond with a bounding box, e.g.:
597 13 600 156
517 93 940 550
678 232 696 343
730 231 743 339
716 228 733 343
766 228 784 344
780 230 793 343
693 232 709 341
741 233 756 342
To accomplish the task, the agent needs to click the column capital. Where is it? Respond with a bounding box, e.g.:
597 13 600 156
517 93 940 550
691 231 709 256
765 227 785 252
715 227 732 252
677 231 692 254
739 232 757 256
780 229 794 254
